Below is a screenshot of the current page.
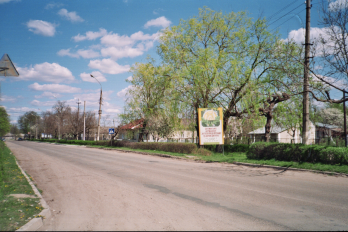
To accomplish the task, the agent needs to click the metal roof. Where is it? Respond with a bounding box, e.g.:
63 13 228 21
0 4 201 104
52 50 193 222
0 54 19 77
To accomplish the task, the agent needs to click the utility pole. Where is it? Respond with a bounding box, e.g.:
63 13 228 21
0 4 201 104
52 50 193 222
97 90 102 141
76 99 81 140
344 90 347 147
302 0 312 145
83 101 86 141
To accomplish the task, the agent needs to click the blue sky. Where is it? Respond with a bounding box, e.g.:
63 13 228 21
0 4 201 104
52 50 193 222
0 0 333 124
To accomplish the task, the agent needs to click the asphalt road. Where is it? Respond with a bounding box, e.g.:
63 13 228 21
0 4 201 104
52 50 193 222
6 141 348 231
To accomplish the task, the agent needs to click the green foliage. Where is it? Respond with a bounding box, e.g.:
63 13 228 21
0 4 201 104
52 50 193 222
113 141 198 154
0 107 10 137
247 142 348 165
193 148 212 156
17 111 40 134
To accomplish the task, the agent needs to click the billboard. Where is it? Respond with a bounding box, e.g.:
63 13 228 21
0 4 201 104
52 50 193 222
198 107 224 145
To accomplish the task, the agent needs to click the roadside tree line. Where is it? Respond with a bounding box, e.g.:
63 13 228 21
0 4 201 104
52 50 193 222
120 5 348 146
14 101 97 140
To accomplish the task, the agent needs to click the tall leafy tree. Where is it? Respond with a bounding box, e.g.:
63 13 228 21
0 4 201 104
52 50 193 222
158 7 304 143
0 107 10 137
121 58 178 141
18 111 40 135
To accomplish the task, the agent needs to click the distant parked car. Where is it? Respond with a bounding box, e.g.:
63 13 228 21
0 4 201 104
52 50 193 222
17 138 23 141
1 138 5 141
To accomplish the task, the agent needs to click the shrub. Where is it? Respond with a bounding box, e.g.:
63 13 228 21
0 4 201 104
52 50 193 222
193 148 212 156
224 144 250 153
247 142 348 165
112 141 197 154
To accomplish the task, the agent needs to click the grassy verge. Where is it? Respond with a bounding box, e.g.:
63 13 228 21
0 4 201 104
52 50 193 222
87 144 348 174
0 141 43 231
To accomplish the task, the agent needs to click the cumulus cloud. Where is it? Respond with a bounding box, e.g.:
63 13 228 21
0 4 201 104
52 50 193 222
117 85 133 99
1 95 16 102
80 71 107 83
16 62 75 83
88 59 130 74
29 82 81 93
58 8 84 23
71 29 161 60
329 0 348 11
100 46 143 60
34 92 62 99
26 20 57 37
67 90 113 108
126 76 132 81
144 16 171 28
30 100 56 107
72 28 107 42
57 48 100 59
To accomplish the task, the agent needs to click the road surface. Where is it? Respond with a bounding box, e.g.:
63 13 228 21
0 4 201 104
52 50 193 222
6 141 348 231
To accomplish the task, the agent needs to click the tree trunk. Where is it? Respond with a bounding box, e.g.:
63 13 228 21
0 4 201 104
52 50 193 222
138 120 147 142
265 114 273 142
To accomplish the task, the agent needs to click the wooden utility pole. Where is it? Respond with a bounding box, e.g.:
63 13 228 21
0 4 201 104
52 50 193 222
97 89 102 141
83 101 86 141
76 99 81 140
302 0 311 144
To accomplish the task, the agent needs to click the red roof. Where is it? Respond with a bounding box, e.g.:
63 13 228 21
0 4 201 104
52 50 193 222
119 118 144 130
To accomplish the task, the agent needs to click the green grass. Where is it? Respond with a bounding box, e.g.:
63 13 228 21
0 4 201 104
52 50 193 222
0 141 43 231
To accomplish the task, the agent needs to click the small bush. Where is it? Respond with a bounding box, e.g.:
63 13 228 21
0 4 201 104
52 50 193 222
193 148 212 156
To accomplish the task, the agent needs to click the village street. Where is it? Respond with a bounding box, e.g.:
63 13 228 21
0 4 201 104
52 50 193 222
6 141 348 231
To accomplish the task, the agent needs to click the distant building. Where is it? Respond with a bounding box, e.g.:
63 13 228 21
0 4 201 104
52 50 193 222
248 121 316 144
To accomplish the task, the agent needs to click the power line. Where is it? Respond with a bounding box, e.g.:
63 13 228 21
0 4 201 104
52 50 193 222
270 8 306 33
268 3 304 27
267 0 299 22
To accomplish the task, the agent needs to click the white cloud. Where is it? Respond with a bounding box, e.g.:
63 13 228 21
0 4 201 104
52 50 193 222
45 3 63 9
100 46 143 60
34 92 62 99
29 83 81 93
7 107 41 114
26 20 57 37
104 108 120 113
72 28 107 42
57 48 100 59
117 85 133 99
77 49 100 58
88 59 130 74
80 71 107 83
126 76 132 81
100 33 134 47
58 8 84 23
31 100 56 107
16 63 75 83
329 0 348 11
57 48 79 58
1 95 16 102
144 16 171 29
68 90 113 108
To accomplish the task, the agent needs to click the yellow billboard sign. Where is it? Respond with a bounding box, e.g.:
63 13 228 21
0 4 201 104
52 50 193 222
198 107 224 145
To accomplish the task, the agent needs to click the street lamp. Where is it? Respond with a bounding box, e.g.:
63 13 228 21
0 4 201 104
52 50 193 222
91 74 102 141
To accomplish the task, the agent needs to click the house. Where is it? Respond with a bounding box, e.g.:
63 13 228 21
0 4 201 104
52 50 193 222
248 121 316 144
117 118 198 142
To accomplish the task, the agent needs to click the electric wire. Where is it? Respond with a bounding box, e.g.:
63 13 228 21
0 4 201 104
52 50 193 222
267 0 299 22
268 3 304 27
